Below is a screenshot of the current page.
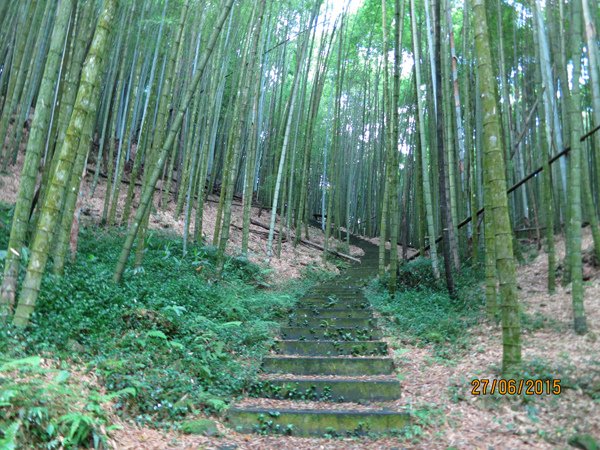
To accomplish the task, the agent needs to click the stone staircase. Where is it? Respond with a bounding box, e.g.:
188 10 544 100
227 236 409 437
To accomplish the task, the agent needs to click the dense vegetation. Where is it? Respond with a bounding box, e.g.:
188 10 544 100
369 258 484 360
0 202 332 447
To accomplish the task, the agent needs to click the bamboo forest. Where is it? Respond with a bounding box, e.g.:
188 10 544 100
1 0 599 447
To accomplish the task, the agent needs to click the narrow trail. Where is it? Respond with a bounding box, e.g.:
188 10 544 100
227 236 409 436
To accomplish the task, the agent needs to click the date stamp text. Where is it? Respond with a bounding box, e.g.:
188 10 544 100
471 378 561 395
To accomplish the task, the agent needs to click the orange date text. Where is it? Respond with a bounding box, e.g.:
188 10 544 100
470 378 561 395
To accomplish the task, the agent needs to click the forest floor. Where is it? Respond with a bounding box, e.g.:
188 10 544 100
105 229 600 450
374 228 600 449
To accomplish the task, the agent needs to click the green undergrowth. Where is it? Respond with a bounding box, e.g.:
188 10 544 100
0 203 334 446
249 381 335 402
368 257 484 359
0 356 131 449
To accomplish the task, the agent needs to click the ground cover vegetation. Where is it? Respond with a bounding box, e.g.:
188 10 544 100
369 258 484 359
0 202 332 447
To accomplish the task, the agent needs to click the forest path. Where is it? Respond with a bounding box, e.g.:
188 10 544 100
227 236 409 437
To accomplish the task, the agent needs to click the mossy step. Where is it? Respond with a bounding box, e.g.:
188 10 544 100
308 288 362 294
280 326 381 341
339 269 375 275
303 292 366 299
310 282 361 288
339 271 374 278
309 285 361 290
298 298 370 309
335 278 371 286
254 377 401 402
262 356 395 376
273 340 387 356
342 265 376 270
293 308 373 319
311 286 360 292
289 317 375 328
227 407 410 437
302 292 366 298
300 294 367 303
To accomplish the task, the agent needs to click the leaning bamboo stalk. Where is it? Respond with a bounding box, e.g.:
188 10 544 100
114 0 237 283
0 0 75 320
13 0 117 326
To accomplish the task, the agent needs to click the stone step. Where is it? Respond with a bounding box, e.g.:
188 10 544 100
280 326 381 341
227 406 409 437
310 286 360 292
330 279 370 287
308 287 362 295
298 298 370 309
262 356 395 376
310 282 361 287
273 340 387 356
338 270 374 277
288 317 375 328
293 308 373 319
306 298 361 303
339 271 373 279
349 266 376 270
303 292 366 299
253 377 401 402
302 292 366 299
298 299 367 307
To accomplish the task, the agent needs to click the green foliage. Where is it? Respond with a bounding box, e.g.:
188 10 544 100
517 358 568 383
0 356 126 449
323 327 373 341
520 311 560 332
252 412 294 436
568 433 599 450
298 262 337 284
0 202 13 249
369 259 484 358
180 418 219 436
396 257 443 290
0 226 322 429
249 381 334 402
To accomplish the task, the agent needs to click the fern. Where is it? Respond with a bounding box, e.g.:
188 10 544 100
0 422 20 450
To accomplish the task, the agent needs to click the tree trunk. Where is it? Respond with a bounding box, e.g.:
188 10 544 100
216 0 267 274
0 0 74 321
473 0 521 373
13 0 117 327
113 0 236 283
565 0 587 335
410 0 439 278
435 0 456 297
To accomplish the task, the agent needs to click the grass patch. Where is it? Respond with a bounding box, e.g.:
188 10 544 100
368 258 484 359
520 310 562 332
0 203 333 446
